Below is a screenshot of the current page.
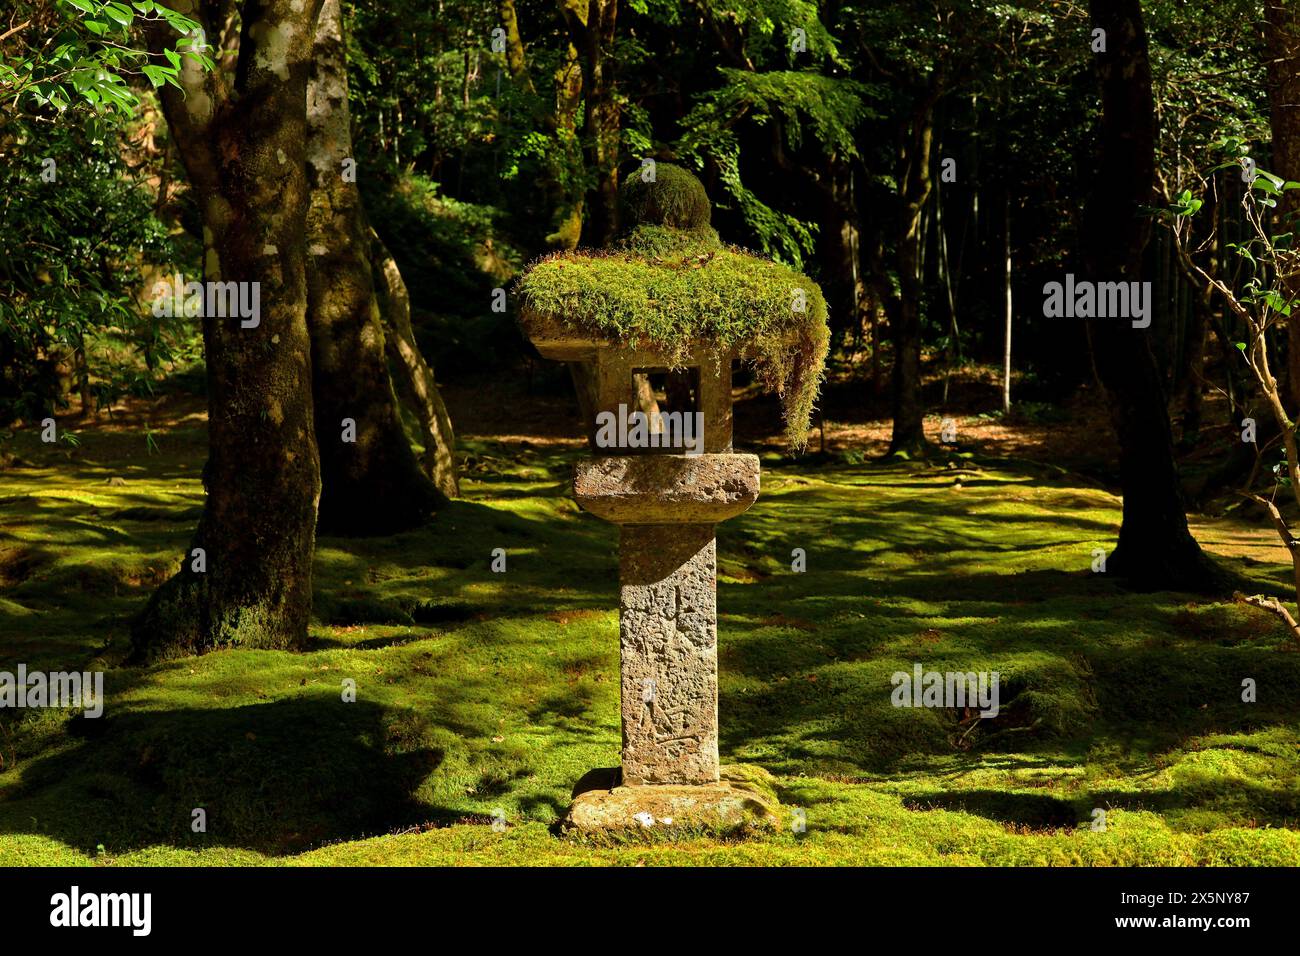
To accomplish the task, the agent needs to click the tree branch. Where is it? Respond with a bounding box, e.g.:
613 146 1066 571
1235 591 1300 644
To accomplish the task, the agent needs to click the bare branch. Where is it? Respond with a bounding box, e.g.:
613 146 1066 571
1235 591 1300 645
1237 491 1300 551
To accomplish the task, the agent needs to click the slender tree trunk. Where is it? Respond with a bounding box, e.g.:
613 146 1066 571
462 39 472 110
819 155 866 347
132 0 324 660
74 330 92 418
1083 0 1220 591
937 172 959 407
1002 190 1012 413
306 0 441 535
888 83 940 457
865 227 890 395
1180 193 1218 444
369 227 460 499
1181 291 1211 443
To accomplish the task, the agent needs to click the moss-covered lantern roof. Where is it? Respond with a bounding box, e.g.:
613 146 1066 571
517 164 830 449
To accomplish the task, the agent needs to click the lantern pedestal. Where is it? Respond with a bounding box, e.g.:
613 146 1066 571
558 453 779 833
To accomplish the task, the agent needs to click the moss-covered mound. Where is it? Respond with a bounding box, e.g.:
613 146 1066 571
518 167 829 449
620 163 713 231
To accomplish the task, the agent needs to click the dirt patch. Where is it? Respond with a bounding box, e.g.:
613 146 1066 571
0 546 52 587
756 613 816 631
545 609 604 625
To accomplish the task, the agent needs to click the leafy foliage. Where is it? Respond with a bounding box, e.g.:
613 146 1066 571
677 70 871 265
0 0 210 117
0 116 193 422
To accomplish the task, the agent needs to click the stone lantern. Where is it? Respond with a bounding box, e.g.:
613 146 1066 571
517 164 829 831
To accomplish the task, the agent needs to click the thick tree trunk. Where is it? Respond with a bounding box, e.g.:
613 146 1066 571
1267 1 1300 416
132 0 323 660
888 86 939 456
1083 0 1220 591
306 0 441 534
368 227 459 498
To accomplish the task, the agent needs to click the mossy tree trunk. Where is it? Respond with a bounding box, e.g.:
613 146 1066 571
132 0 323 661
306 0 443 534
1084 0 1220 591
546 39 586 250
497 0 534 94
559 0 620 247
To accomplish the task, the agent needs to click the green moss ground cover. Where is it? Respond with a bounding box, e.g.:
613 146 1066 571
0 420 1298 866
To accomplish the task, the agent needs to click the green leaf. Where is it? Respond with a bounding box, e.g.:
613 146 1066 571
141 64 169 87
1229 242 1258 268
1264 291 1292 315
1235 342 1247 351
63 0 97 13
105 2 135 27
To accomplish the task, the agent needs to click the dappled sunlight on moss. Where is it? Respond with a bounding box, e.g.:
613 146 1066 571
2 428 1298 863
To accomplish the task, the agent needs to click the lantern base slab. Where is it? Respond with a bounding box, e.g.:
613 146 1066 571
560 765 780 835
